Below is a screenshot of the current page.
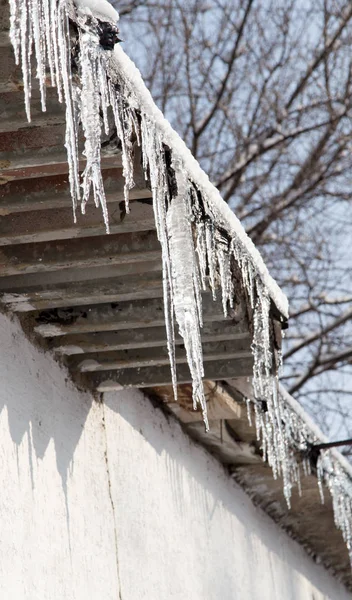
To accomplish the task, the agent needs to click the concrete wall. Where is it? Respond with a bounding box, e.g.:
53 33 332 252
0 312 350 600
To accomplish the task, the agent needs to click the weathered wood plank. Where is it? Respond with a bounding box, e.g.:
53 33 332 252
0 31 10 47
0 89 65 133
155 381 245 423
0 187 151 214
0 150 123 180
0 168 151 214
0 45 21 93
33 295 240 337
0 199 155 246
0 230 160 276
0 123 67 152
84 358 254 390
0 260 162 290
50 323 251 355
0 0 10 35
2 272 164 311
185 419 261 465
67 340 252 371
0 171 81 211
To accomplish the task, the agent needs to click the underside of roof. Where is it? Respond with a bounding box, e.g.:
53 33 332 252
1 0 352 591
1 0 288 420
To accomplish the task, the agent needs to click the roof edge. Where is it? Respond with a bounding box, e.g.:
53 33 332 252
109 43 289 320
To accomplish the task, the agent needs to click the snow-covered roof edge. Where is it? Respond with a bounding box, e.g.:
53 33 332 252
282 385 352 566
69 0 287 317
279 384 352 481
110 44 288 319
242 380 352 564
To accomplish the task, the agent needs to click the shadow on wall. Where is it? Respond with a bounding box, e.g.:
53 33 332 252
0 313 93 542
0 311 346 599
104 389 346 600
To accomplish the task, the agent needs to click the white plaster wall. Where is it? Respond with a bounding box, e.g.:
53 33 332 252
0 312 350 600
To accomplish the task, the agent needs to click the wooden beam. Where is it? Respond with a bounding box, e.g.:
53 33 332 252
0 3 10 37
0 89 65 134
1 271 164 312
0 151 124 180
0 199 155 246
67 340 252 371
84 358 254 390
0 171 81 212
0 185 151 214
50 323 251 355
0 168 151 214
0 45 21 93
0 230 160 276
0 123 67 152
33 295 239 337
0 260 162 290
158 380 245 423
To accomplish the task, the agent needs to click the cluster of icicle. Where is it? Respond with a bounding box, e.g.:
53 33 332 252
252 385 352 566
8 0 274 431
292 395 352 565
247 386 352 565
9 0 133 228
317 450 352 564
9 0 352 561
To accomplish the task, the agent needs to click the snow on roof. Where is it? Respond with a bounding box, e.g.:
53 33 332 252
110 44 289 319
73 0 119 23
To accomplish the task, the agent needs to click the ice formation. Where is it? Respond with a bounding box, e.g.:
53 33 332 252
73 0 119 23
8 0 352 561
278 386 352 565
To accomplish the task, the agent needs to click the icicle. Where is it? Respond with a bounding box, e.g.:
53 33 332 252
9 0 20 64
317 450 352 565
216 237 234 317
245 397 252 427
58 1 81 219
205 222 217 300
43 0 55 87
195 221 208 291
20 0 32 121
317 455 325 504
9 0 81 213
51 0 63 101
79 30 110 230
139 117 177 399
30 0 46 111
166 169 208 429
108 80 135 214
162 259 177 401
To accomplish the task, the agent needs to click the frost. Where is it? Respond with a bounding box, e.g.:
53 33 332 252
10 0 352 566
